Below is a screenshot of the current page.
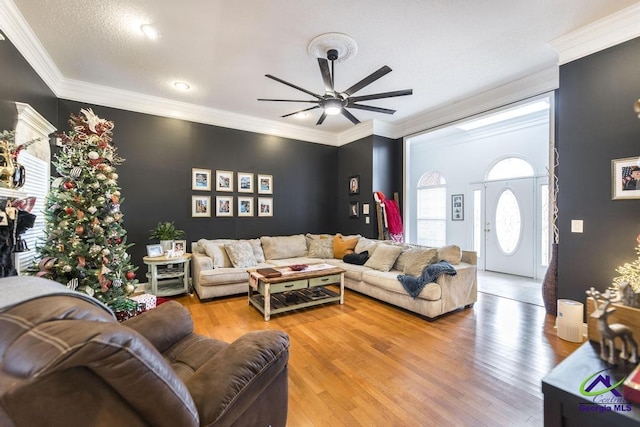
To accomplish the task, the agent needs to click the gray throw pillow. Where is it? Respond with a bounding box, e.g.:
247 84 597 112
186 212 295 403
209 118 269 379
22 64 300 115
404 248 438 277
225 241 257 268
364 244 403 272
308 239 334 258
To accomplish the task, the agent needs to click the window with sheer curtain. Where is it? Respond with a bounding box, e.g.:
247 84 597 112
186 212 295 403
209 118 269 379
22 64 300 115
416 171 446 247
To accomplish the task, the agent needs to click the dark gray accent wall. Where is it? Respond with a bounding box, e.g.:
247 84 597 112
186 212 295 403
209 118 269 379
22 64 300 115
0 36 57 132
557 36 640 304
57 100 340 268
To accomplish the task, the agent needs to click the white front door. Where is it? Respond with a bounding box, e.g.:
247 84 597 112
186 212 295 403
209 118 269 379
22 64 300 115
484 178 535 277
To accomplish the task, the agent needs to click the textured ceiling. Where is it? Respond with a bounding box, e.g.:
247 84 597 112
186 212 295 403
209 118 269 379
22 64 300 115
8 0 640 135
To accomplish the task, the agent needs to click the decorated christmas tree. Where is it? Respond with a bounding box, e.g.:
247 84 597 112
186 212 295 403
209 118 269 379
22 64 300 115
36 108 138 310
613 233 640 293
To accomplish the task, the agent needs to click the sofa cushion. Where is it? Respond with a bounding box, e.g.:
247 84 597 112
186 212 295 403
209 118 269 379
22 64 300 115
403 247 438 277
305 233 333 249
225 241 257 268
354 237 379 257
308 239 334 258
333 234 359 259
260 234 307 260
364 244 403 272
438 244 462 265
362 270 442 301
198 239 235 268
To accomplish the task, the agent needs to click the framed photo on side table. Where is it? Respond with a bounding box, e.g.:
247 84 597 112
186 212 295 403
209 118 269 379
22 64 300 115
258 174 273 194
216 170 233 192
173 240 186 253
191 168 211 191
216 196 233 217
452 194 464 221
612 157 640 200
192 195 211 217
146 244 163 257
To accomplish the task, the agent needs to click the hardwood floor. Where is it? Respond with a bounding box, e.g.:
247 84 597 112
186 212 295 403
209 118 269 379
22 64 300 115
175 286 580 426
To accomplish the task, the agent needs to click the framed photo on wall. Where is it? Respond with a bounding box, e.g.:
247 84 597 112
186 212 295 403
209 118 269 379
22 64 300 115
216 196 233 217
216 170 233 192
349 175 360 195
237 172 254 193
258 197 273 217
452 194 464 221
192 195 211 217
349 201 360 218
612 157 640 200
238 196 254 217
258 174 273 194
191 168 211 191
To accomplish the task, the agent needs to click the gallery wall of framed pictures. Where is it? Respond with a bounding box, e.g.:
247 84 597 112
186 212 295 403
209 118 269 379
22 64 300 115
191 168 273 218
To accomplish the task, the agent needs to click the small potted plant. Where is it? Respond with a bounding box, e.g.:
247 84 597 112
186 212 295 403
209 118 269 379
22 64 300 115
149 221 185 252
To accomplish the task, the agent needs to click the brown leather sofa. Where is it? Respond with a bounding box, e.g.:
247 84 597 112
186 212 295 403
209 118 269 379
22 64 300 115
0 276 290 427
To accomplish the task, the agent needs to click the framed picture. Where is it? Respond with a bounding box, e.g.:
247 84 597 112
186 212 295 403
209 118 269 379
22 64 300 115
258 174 273 194
452 194 464 220
191 168 211 191
349 175 360 195
146 244 163 257
192 195 211 217
237 172 254 193
238 196 254 217
216 170 233 192
216 196 233 217
612 157 640 200
349 201 360 218
173 240 186 253
258 197 273 217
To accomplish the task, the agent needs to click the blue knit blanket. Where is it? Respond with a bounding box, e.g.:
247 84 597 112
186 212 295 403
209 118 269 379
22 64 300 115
397 261 457 299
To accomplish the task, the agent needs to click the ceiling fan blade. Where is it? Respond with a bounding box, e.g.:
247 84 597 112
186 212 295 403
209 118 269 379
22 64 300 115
342 65 392 96
318 58 333 93
341 108 360 124
316 111 327 125
265 74 323 99
258 98 317 103
281 105 320 118
349 89 413 103
347 104 396 115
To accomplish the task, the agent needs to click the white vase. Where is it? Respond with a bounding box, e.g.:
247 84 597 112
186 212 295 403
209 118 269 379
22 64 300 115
160 240 173 253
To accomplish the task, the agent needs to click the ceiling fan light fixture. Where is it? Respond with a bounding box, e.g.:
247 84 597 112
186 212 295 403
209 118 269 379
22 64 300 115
174 81 190 90
323 98 343 115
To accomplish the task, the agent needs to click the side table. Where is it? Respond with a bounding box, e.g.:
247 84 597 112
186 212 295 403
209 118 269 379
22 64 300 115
143 253 192 297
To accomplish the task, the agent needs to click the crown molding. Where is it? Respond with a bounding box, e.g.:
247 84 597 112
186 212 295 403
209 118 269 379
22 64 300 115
549 3 640 65
391 66 559 139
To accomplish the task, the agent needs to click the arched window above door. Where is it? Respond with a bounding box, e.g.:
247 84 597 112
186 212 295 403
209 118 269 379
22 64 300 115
486 157 534 180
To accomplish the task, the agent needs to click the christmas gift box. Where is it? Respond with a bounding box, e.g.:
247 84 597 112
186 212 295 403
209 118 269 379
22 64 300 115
623 363 640 404
131 293 157 310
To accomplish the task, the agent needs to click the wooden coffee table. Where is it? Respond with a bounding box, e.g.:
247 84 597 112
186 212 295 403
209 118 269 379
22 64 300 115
248 264 345 321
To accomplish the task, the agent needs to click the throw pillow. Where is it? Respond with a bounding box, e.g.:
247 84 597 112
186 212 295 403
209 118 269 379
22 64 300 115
308 239 334 258
354 237 379 257
245 238 265 263
260 234 308 260
438 244 462 265
364 244 403 272
404 248 438 277
225 241 257 268
198 239 234 268
333 234 359 259
343 250 369 265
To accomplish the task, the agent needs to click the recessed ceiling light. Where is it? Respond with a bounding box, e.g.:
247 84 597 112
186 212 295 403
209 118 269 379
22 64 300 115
174 81 190 90
140 24 161 40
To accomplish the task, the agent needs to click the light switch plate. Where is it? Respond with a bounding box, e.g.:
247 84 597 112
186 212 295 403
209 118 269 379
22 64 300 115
365 216 370 224
571 220 583 233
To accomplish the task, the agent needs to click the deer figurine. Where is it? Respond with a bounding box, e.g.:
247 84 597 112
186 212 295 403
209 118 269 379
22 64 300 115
586 287 638 365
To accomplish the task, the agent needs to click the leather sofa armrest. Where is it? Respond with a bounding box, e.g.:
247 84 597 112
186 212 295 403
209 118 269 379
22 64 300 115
186 330 290 426
122 301 193 353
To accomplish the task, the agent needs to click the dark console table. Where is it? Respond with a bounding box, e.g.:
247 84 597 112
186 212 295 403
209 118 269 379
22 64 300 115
542 341 640 426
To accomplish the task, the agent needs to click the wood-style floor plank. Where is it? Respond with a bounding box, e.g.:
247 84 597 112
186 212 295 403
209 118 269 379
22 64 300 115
175 287 579 427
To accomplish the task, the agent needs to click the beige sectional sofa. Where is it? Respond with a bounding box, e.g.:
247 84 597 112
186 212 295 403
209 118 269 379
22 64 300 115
190 234 477 319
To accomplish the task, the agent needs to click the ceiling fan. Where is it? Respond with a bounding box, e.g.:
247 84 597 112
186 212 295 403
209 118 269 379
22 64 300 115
258 49 413 125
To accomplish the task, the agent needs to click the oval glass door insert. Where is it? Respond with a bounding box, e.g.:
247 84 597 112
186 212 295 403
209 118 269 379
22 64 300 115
495 189 521 254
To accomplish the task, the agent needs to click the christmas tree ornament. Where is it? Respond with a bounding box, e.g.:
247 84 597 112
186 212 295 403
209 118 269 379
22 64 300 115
75 225 84 234
70 166 82 178
88 206 97 214
126 271 135 280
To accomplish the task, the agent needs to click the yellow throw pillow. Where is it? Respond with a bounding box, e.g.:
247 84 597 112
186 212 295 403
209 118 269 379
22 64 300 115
333 234 359 259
